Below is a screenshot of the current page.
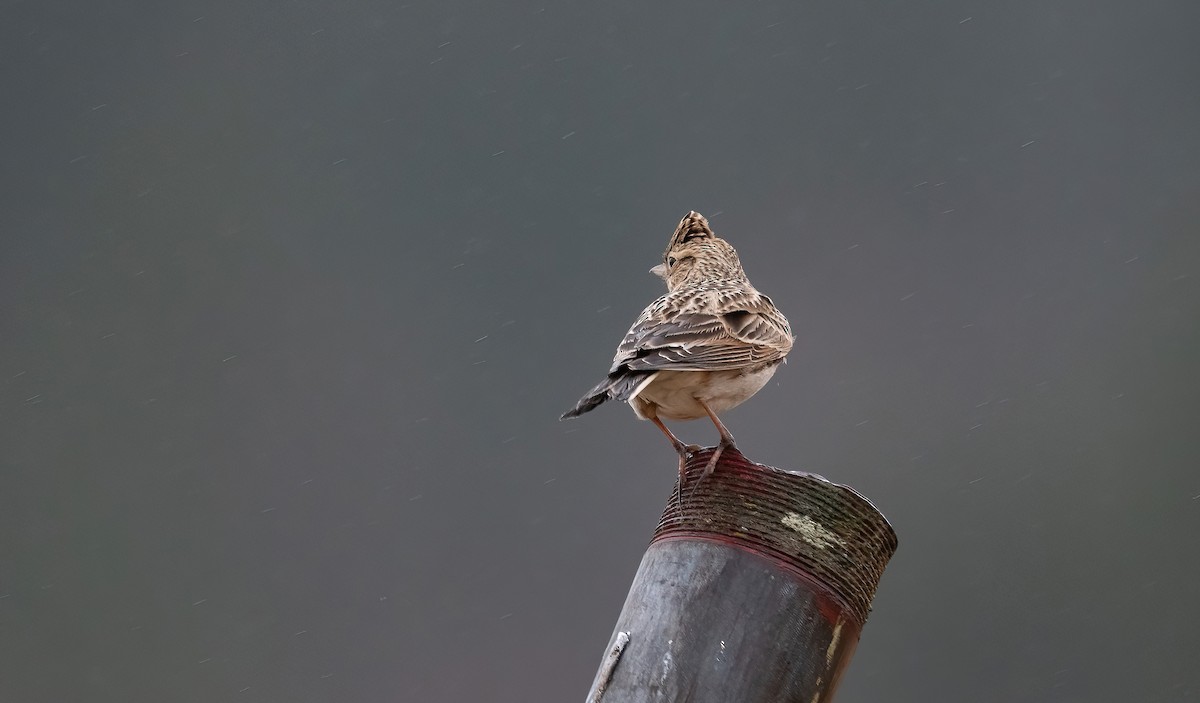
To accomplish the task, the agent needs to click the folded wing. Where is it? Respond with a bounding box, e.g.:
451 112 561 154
612 290 793 373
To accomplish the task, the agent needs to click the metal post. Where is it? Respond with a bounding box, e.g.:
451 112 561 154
586 447 898 703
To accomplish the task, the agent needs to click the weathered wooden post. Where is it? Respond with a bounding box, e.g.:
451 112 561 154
586 447 897 703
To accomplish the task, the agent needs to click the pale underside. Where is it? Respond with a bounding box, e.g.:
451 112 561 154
628 364 781 421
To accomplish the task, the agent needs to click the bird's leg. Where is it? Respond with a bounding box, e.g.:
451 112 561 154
697 398 737 479
650 414 700 507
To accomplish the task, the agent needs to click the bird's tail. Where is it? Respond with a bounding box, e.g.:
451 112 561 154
560 386 607 419
560 372 654 419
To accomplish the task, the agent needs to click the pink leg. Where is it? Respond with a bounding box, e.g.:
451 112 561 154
649 413 700 507
697 398 736 479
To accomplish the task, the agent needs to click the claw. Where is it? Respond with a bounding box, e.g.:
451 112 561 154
673 444 703 507
701 445 724 479
674 452 686 509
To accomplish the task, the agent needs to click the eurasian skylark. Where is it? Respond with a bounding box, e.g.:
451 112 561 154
562 211 794 491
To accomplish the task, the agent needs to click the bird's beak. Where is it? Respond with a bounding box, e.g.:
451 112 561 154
650 263 667 279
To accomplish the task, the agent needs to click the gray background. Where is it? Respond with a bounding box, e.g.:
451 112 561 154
3 1 1198 701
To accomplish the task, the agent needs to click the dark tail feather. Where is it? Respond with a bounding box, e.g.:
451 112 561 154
560 372 653 420
560 387 607 419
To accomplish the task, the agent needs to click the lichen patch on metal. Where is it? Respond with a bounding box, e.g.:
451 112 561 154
781 512 846 551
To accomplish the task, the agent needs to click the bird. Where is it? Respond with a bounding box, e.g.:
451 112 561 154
561 211 794 498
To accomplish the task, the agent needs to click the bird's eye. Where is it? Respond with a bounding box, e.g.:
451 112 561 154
667 257 677 266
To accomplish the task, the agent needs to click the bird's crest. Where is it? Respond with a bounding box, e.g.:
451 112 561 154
665 211 714 253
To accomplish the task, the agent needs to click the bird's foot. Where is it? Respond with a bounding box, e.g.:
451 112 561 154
689 438 736 501
701 437 735 479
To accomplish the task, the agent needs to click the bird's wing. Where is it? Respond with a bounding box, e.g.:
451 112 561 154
610 288 793 373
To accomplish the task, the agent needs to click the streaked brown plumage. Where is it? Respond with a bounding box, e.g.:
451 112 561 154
562 211 794 494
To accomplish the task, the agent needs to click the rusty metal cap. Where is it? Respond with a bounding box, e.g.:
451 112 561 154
654 447 898 627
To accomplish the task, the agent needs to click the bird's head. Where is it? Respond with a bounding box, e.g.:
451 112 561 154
650 211 747 291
